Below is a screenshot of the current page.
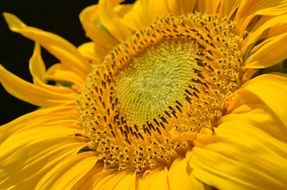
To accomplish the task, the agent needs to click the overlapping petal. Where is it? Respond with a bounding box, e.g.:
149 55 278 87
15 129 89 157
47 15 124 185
191 74 287 190
0 105 78 143
0 65 76 107
168 153 207 190
37 152 97 189
0 109 86 189
235 0 287 34
79 5 119 60
244 33 287 68
97 0 132 41
121 0 197 31
137 168 168 190
3 13 91 78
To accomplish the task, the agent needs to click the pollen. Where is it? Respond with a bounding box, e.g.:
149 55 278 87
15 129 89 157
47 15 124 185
77 13 243 173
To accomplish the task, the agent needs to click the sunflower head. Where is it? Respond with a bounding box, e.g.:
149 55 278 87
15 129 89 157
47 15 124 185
1 0 287 189
77 12 244 173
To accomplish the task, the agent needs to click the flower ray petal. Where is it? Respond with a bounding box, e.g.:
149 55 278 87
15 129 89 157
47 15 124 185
80 5 119 60
0 65 75 107
244 33 287 68
3 13 91 78
168 157 196 190
241 14 287 56
113 172 136 190
0 122 85 190
98 0 132 41
238 73 287 127
37 152 98 189
191 91 287 190
137 168 169 190
236 0 287 34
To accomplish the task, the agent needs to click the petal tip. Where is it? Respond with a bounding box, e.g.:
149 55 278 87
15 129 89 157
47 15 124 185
3 12 26 31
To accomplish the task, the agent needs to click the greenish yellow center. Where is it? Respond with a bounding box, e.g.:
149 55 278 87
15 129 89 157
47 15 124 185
77 13 243 173
115 40 201 127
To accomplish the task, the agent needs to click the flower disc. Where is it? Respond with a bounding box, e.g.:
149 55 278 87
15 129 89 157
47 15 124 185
78 13 243 173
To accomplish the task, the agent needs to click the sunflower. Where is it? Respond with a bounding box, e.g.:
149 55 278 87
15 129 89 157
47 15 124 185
1 0 287 189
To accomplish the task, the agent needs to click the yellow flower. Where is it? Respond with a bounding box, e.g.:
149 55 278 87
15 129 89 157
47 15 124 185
1 0 287 189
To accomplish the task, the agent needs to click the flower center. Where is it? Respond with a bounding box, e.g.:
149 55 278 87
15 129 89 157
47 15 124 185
77 13 243 173
115 40 201 128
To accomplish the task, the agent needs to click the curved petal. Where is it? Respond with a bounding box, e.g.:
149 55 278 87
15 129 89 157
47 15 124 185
113 172 136 190
78 42 101 66
196 0 221 15
177 0 197 15
80 5 119 60
29 43 83 91
37 152 97 189
191 75 287 190
94 172 126 190
121 0 196 31
121 0 149 30
237 73 287 127
219 0 240 18
98 0 132 41
244 33 287 68
29 43 46 84
0 123 85 189
0 65 76 107
235 0 287 34
45 63 84 91
0 105 78 143
168 156 205 190
3 13 91 78
70 165 105 189
137 168 169 190
88 169 116 190
241 14 287 56
191 108 287 189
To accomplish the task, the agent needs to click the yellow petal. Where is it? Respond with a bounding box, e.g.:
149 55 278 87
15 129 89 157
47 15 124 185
3 13 91 78
241 15 287 55
29 43 46 84
71 165 107 190
0 119 84 190
142 0 180 22
148 168 169 190
137 168 161 190
37 152 97 189
79 5 119 60
138 168 169 190
219 0 240 18
94 172 126 190
178 0 197 15
238 73 287 127
78 42 101 66
29 43 81 91
92 172 119 190
0 105 78 144
267 23 287 37
0 143 82 189
196 0 221 15
168 158 204 190
244 33 287 68
121 0 149 30
121 0 196 31
114 172 136 190
191 97 287 189
0 65 75 107
45 63 85 88
98 0 132 41
235 0 287 34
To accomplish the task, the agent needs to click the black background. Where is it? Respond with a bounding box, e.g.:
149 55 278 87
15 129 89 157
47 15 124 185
0 0 98 125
